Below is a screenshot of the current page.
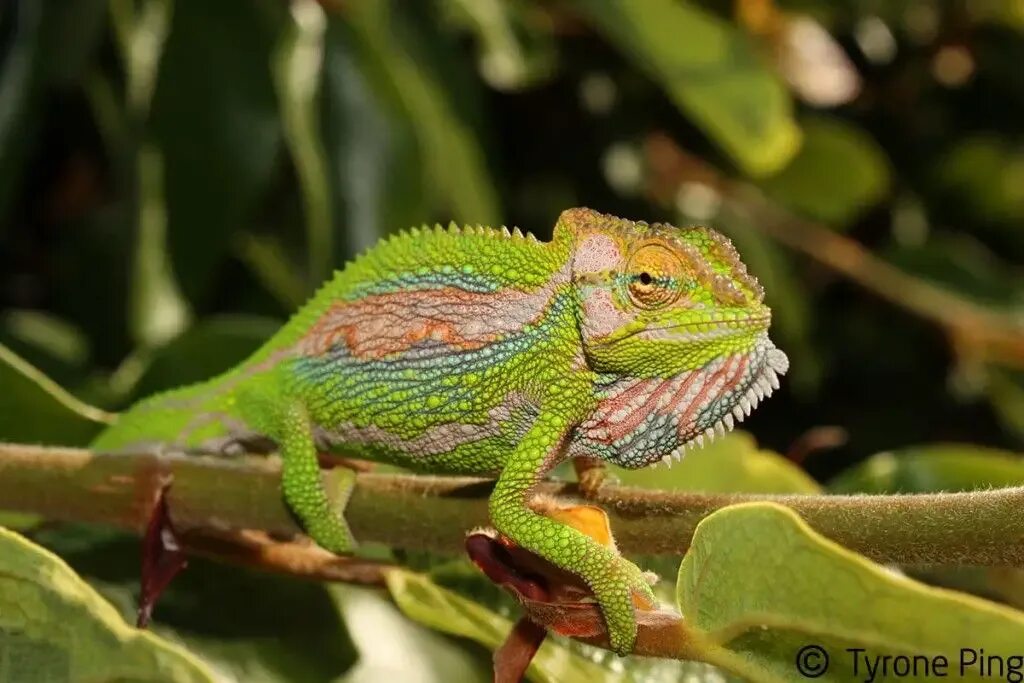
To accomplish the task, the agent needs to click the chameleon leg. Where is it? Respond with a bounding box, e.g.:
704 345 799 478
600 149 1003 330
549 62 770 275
489 411 656 655
277 402 356 554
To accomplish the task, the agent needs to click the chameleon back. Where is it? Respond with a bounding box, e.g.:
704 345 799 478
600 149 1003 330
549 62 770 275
92 224 579 474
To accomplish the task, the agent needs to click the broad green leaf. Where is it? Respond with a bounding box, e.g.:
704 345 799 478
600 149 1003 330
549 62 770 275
333 584 490 683
149 0 286 301
830 443 1024 494
574 0 800 176
677 503 1024 682
0 527 216 682
614 431 820 494
129 315 279 401
30 525 358 683
347 2 501 224
0 342 111 445
760 116 891 227
385 569 617 683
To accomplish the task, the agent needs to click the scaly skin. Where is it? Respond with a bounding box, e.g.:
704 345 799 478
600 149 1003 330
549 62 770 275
91 207 788 654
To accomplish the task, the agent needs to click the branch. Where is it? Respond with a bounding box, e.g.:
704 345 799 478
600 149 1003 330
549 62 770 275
2 443 1024 568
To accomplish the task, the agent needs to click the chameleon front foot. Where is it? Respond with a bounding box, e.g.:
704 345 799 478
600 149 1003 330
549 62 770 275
592 555 658 655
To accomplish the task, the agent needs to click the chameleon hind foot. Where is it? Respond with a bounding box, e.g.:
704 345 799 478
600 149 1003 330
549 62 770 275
300 466 358 554
593 554 658 655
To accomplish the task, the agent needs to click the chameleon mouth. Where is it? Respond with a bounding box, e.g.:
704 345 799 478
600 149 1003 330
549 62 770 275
597 312 772 347
652 344 789 468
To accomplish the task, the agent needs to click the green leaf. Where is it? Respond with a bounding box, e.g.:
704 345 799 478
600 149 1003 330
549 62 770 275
761 116 891 226
613 431 820 494
333 584 491 683
0 527 216 682
385 569 617 683
677 503 1024 682
829 443 1024 494
347 2 501 224
150 0 286 301
573 0 800 176
30 526 358 683
0 342 111 445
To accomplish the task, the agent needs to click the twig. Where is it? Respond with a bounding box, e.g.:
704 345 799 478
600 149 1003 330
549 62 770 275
2 443 1024 568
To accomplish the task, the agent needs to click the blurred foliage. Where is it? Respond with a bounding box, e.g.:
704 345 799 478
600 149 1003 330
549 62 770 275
1 0 1023 680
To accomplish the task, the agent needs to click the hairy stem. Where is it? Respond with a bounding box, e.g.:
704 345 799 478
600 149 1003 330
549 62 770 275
2 443 1023 568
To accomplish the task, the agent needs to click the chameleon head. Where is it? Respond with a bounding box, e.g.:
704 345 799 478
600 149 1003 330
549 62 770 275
558 207 789 468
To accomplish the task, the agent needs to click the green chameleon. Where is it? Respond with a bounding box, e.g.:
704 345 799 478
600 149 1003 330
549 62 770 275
92 207 788 654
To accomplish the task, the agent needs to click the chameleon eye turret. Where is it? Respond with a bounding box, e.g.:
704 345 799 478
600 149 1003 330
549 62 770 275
92 207 787 656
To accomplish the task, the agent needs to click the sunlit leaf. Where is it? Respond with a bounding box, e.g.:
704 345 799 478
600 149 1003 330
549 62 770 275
0 527 216 682
677 503 1024 681
614 431 820 494
574 0 800 176
334 584 491 683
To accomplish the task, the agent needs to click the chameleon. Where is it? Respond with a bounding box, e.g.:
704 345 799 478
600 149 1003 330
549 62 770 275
91 207 788 655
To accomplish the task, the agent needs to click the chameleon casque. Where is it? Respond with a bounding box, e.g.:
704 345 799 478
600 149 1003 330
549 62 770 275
92 207 788 654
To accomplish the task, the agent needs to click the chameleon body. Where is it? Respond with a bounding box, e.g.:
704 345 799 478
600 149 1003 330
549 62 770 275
92 208 788 654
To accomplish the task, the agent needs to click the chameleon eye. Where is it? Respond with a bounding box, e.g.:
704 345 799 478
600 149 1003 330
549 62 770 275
626 243 683 309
